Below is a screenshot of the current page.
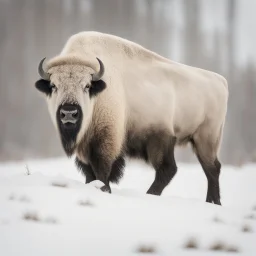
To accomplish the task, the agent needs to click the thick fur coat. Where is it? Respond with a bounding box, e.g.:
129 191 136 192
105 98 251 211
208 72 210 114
35 31 228 204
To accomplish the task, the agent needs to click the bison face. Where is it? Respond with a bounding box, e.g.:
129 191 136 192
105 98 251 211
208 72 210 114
35 58 106 156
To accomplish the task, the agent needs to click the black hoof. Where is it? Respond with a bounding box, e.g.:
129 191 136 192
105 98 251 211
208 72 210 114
206 197 221 206
100 185 111 193
146 186 162 196
214 199 222 206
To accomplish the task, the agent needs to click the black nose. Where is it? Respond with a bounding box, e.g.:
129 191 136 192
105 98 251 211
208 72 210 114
59 104 80 127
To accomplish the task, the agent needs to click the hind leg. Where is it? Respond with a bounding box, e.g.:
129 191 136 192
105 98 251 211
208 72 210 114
196 154 221 205
191 130 222 205
147 134 177 196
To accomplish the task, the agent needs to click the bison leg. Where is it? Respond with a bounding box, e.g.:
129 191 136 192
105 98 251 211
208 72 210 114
91 160 112 193
147 136 177 196
109 156 125 184
75 157 96 183
88 126 125 193
88 140 113 193
197 156 221 205
191 134 222 205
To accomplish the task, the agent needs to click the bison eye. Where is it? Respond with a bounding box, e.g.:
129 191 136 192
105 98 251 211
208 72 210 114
84 84 90 92
50 84 57 91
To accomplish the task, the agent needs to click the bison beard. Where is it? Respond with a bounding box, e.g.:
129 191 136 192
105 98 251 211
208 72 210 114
56 104 83 156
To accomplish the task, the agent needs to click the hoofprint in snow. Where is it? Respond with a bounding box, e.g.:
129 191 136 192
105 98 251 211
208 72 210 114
0 158 256 256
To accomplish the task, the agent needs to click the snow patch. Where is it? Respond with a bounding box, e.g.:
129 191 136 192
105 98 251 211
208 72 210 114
0 158 256 255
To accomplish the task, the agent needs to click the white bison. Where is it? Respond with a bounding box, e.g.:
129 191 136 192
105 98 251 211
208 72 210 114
35 31 228 205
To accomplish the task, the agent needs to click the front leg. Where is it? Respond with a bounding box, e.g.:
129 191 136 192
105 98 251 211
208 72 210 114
88 134 114 193
90 155 112 193
75 157 96 184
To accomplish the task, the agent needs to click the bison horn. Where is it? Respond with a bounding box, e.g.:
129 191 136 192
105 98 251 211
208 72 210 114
92 58 105 81
38 57 50 81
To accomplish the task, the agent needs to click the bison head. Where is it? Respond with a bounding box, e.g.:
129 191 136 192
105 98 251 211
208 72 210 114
35 57 106 156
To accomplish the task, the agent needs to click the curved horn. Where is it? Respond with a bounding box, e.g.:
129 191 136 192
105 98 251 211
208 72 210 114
92 58 105 81
38 57 50 80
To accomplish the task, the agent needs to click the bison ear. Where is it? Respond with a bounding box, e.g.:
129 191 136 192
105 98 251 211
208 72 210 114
90 80 106 97
35 79 52 96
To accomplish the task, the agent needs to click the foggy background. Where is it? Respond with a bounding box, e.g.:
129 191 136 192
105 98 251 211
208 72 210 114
0 0 255 165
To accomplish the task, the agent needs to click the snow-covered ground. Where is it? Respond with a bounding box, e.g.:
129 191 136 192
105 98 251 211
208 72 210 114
0 157 256 256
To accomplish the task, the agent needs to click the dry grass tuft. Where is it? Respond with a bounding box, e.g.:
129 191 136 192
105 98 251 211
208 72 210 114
8 194 15 201
242 224 253 233
44 217 58 224
78 200 94 207
136 245 157 253
184 238 199 249
51 182 68 188
213 216 224 223
23 212 58 224
209 241 226 251
209 242 239 253
19 195 30 203
25 164 31 175
23 212 40 222
9 194 30 203
226 245 239 252
245 214 255 220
